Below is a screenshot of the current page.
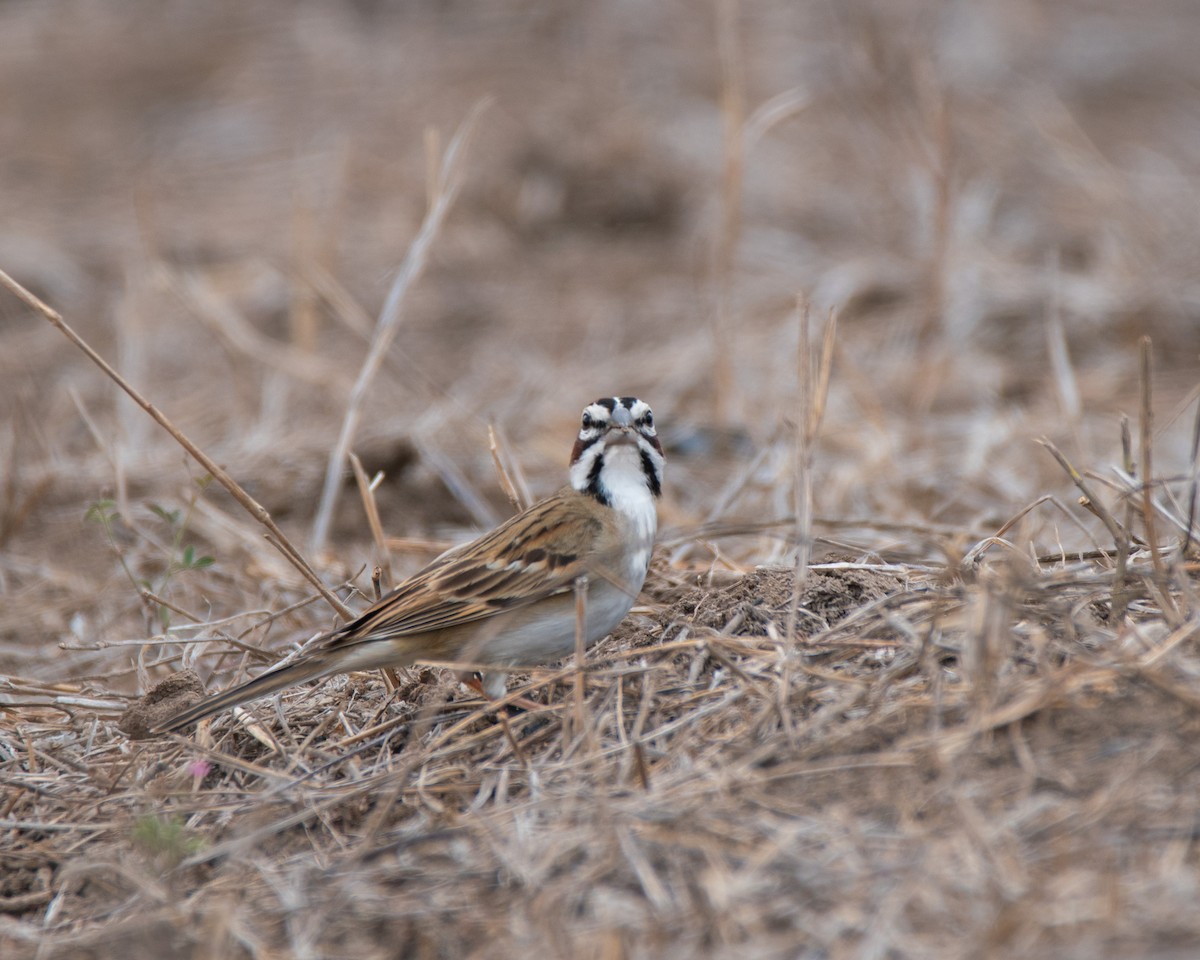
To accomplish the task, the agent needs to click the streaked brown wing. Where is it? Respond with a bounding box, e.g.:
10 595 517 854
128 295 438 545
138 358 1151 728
319 489 608 648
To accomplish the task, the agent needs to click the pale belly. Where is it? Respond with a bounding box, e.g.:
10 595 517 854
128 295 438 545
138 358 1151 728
473 572 643 668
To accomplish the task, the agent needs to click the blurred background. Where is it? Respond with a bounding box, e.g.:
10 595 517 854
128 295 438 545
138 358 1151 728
2 0 1198 676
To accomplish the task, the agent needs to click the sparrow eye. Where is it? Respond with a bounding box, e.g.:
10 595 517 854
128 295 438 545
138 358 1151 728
641 412 653 428
581 412 593 429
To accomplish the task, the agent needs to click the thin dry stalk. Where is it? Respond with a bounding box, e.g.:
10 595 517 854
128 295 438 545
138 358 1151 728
571 575 591 750
917 62 953 343
487 424 531 512
742 88 810 151
1039 437 1132 622
711 0 743 426
0 267 351 621
1184 398 1200 556
66 386 129 520
787 300 837 640
310 99 490 552
1045 266 1082 425
348 451 393 588
1138 337 1163 577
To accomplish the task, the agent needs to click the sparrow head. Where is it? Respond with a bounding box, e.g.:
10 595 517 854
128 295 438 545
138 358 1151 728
570 396 664 504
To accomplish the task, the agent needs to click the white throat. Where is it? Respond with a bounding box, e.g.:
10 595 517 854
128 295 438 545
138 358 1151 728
601 444 657 538
571 442 658 543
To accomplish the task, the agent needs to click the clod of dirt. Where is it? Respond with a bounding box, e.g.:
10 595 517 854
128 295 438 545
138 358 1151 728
665 564 903 638
118 670 206 740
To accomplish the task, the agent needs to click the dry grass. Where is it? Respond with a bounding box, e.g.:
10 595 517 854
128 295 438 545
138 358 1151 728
3 1 1200 957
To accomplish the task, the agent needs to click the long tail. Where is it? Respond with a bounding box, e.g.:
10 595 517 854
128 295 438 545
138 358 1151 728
153 654 347 734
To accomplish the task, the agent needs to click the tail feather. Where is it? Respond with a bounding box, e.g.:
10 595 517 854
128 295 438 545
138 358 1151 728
153 656 339 733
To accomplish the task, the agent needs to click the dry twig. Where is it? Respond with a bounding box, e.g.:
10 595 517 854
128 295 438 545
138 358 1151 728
310 99 491 552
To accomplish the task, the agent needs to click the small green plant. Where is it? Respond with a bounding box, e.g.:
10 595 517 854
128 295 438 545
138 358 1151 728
130 814 205 870
84 497 140 588
85 474 216 628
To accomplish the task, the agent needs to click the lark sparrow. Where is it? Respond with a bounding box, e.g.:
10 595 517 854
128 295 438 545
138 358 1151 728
154 397 664 733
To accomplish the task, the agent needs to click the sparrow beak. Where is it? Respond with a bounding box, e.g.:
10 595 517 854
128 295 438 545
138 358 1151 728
601 404 633 442
605 406 637 445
